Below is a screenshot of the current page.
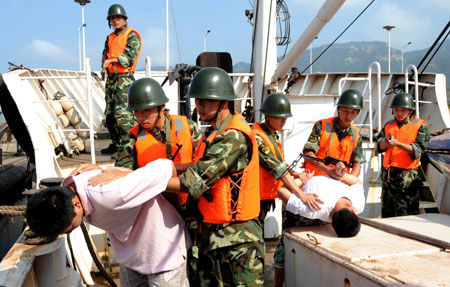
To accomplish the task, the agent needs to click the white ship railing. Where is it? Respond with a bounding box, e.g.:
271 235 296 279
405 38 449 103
20 59 96 164
404 64 434 118
145 56 152 78
338 61 382 144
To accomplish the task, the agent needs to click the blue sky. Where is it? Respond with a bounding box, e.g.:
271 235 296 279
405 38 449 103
1 0 449 73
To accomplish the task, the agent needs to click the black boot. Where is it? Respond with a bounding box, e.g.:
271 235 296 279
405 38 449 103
101 144 117 154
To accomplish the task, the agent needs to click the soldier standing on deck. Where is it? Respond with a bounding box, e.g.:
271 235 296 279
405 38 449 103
101 4 142 159
376 92 430 218
114 77 202 286
166 67 265 286
273 89 367 287
302 88 367 179
252 93 321 226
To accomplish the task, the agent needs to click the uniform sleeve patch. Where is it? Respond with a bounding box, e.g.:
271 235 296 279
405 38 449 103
259 144 271 155
308 134 318 143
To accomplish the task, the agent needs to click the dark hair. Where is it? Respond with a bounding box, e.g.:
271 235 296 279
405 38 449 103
331 208 361 237
25 186 76 237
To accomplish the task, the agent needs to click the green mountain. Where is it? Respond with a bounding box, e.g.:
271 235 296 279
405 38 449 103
233 40 450 88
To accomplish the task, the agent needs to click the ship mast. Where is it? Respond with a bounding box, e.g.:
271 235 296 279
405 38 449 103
272 0 345 83
251 0 277 122
251 0 346 121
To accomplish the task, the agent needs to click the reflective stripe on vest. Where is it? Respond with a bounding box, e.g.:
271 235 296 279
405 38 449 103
304 116 359 176
107 27 142 74
195 114 260 224
383 116 427 170
129 114 193 204
252 123 283 200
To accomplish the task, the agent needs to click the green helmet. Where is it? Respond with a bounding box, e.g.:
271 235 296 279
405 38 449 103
186 67 236 100
337 89 363 110
260 93 293 118
127 78 168 111
390 92 415 109
107 4 127 20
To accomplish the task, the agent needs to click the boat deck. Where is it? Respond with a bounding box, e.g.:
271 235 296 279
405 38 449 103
55 138 116 178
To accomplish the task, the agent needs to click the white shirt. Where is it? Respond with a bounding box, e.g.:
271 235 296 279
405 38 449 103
62 159 190 274
285 176 365 222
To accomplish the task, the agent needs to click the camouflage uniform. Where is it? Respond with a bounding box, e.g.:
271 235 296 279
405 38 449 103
115 113 202 169
115 113 202 285
255 127 318 271
303 117 366 165
102 26 141 153
273 117 366 269
180 124 264 287
376 116 430 218
254 123 289 225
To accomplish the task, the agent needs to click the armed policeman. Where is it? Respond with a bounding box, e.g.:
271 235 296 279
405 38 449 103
273 89 366 286
376 92 430 217
115 77 201 174
302 89 366 179
101 4 142 159
253 93 322 224
166 67 264 286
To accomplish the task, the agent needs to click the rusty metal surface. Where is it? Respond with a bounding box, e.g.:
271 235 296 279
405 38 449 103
0 231 64 286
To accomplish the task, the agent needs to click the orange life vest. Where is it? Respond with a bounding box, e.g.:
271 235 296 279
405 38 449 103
195 114 260 224
304 117 359 176
129 114 193 204
252 123 283 200
383 116 427 170
107 26 142 74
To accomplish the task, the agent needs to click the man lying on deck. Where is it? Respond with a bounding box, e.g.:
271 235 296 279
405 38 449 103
277 162 365 237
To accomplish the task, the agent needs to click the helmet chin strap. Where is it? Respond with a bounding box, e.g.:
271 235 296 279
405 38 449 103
148 106 163 132
215 101 224 128
202 101 225 125
265 117 277 132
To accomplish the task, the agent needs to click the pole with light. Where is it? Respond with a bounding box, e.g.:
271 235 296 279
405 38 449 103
401 41 412 74
310 36 318 74
74 0 90 71
78 24 86 71
78 25 82 71
382 25 395 73
166 0 169 72
204 30 211 52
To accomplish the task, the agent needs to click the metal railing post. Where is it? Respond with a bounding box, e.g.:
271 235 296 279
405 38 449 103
85 58 96 164
338 61 382 144
404 64 420 118
145 56 152 78
368 61 382 142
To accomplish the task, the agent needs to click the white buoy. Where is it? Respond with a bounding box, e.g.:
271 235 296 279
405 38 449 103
59 95 74 111
67 127 78 140
72 137 85 152
66 108 81 126
57 114 70 128
84 138 91 153
50 101 64 116
75 122 89 138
